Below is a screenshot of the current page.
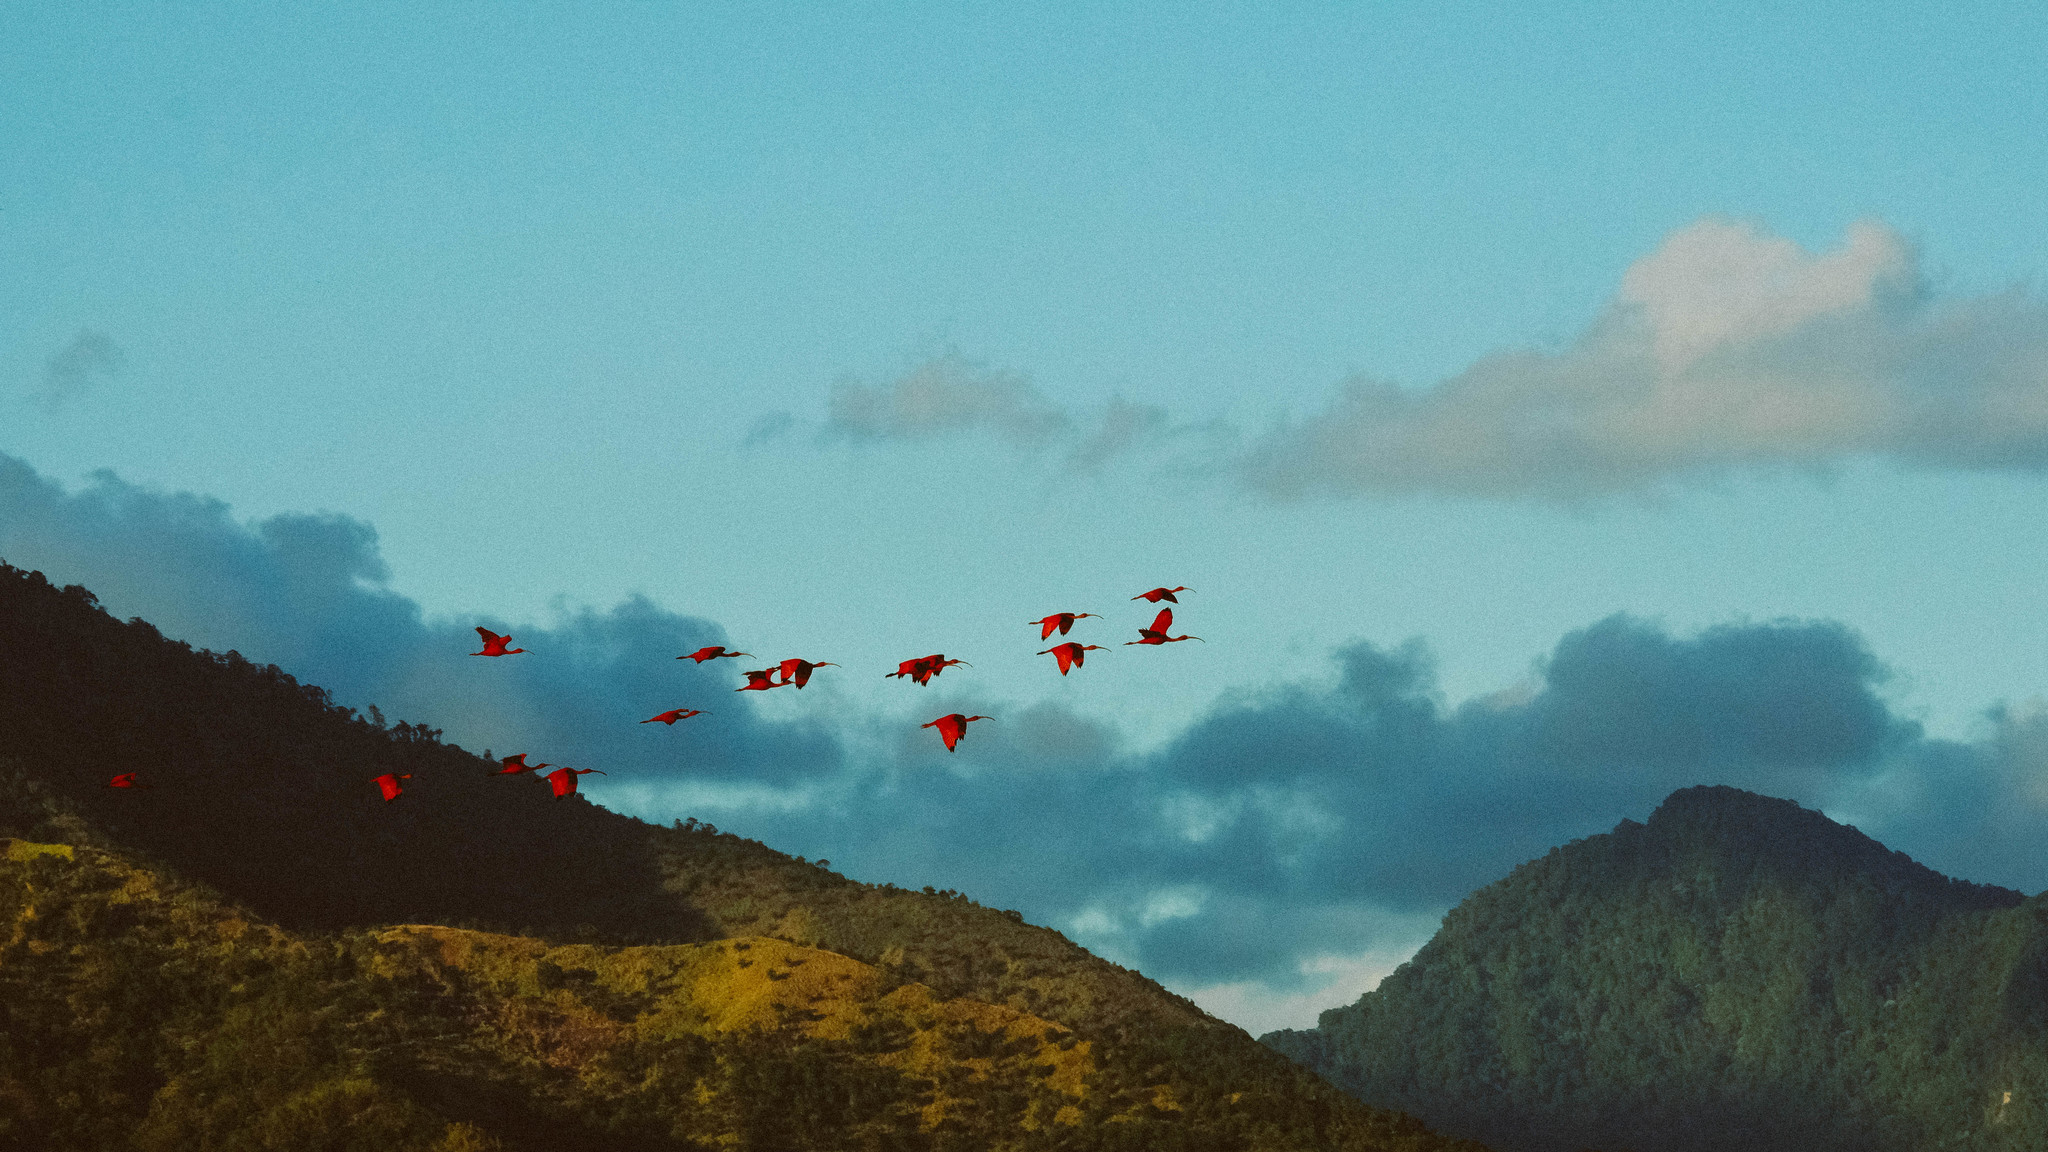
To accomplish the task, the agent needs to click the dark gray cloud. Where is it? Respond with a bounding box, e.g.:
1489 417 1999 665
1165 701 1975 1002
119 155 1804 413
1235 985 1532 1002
715 612 2043 1015
0 453 839 786
5 448 2045 1032
35 330 125 410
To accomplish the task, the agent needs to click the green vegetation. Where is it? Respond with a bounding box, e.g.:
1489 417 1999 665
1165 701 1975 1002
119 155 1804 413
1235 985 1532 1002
1265 785 2048 1152
0 561 1482 1151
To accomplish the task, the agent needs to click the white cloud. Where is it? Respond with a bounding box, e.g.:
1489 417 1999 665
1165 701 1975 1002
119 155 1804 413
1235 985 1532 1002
820 353 1181 475
1138 884 1210 928
802 219 2048 497
1172 925 1440 1036
826 354 1072 447
1242 217 2048 497
1622 218 1914 374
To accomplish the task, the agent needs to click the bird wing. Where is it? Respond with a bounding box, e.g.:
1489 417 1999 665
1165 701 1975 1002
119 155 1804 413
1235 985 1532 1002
1151 608 1173 633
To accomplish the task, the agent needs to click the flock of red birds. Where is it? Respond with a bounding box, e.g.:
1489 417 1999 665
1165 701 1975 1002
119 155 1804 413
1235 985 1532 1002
105 585 1202 803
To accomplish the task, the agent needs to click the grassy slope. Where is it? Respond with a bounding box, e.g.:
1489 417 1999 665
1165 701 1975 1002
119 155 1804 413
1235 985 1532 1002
1264 786 2048 1152
0 561 1484 1151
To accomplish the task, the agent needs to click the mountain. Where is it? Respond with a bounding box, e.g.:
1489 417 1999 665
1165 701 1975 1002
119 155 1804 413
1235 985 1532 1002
1263 785 2048 1152
0 561 1483 1151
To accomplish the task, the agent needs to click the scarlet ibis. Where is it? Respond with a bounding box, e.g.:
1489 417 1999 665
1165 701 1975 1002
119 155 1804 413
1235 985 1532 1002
489 753 549 775
472 627 526 656
681 646 751 663
776 658 837 688
543 766 606 799
737 668 786 692
373 773 413 802
1038 642 1108 675
1126 607 1203 645
921 713 991 752
105 772 145 789
642 708 707 725
1132 586 1192 604
887 654 970 685
1031 612 1100 640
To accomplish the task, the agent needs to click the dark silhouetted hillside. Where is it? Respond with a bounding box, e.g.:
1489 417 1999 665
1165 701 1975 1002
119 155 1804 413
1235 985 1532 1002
0 561 1485 1151
1264 785 2048 1152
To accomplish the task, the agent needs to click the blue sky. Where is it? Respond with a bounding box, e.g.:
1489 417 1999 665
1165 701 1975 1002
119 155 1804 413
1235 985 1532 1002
7 3 2048 1032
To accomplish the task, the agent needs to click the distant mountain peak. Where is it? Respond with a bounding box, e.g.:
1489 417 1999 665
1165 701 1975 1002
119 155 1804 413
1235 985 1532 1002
1644 783 1869 847
1622 784 2020 905
1652 781 1823 822
1267 784 2045 1152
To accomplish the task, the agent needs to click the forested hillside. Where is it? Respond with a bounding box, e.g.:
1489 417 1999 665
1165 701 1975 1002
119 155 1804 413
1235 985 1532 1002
0 561 1483 1151
1264 786 2048 1152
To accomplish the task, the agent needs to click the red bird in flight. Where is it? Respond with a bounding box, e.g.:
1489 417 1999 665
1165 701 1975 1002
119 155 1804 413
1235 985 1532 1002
372 773 413 802
736 668 786 692
777 658 837 688
1031 612 1099 640
681 646 751 663
1126 608 1203 645
489 753 548 775
1132 586 1192 604
887 654 969 685
922 713 991 752
472 627 526 656
1038 642 1107 675
105 772 146 789
642 708 707 725
543 766 606 798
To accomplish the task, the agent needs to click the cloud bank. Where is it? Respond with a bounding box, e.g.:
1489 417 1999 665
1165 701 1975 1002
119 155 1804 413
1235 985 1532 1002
804 219 2048 498
1245 217 2048 496
5 450 2047 1033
